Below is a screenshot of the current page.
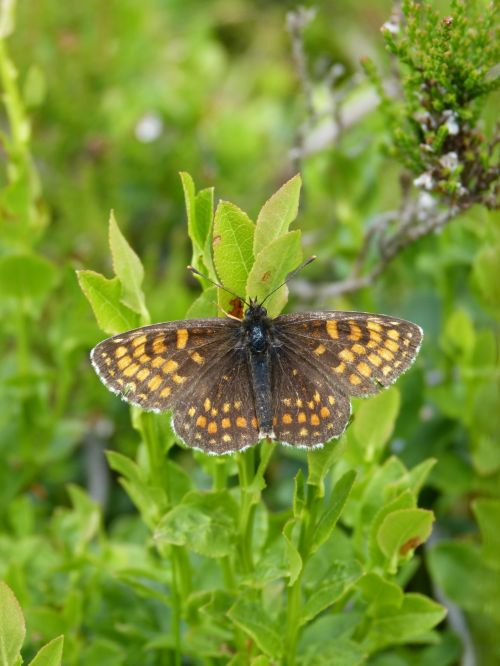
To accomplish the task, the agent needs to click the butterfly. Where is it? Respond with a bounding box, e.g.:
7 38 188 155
90 260 423 455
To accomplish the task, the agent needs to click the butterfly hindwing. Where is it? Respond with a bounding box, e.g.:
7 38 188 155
270 344 351 447
172 348 259 454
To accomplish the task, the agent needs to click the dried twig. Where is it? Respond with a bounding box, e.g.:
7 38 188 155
292 199 461 301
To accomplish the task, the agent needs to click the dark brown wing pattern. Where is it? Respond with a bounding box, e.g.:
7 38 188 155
91 310 422 454
274 311 423 397
268 311 422 447
172 348 259 454
270 343 351 447
91 318 259 454
91 318 237 412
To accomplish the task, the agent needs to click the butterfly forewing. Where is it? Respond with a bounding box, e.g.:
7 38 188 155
274 311 423 398
91 318 260 454
91 319 239 412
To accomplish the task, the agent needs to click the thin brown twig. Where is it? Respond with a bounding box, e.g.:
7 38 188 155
292 200 462 301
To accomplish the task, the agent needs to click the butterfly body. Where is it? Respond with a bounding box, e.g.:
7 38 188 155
241 302 274 438
91 302 422 455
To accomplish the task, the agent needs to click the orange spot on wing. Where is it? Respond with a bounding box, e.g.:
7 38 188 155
326 320 338 339
148 375 162 390
176 329 188 349
124 363 139 377
153 337 167 354
118 355 132 370
162 359 178 374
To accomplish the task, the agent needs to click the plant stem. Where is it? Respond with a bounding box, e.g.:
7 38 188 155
141 411 165 491
212 459 228 491
140 412 191 665
285 482 321 665
237 447 256 573
285 577 302 666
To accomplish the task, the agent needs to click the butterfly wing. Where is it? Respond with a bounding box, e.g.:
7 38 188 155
91 319 239 411
273 311 422 397
172 347 260 454
268 311 422 447
270 342 351 447
91 318 259 453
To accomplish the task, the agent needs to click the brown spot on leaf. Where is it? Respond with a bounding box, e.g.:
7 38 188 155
213 235 221 246
228 297 244 319
261 271 271 283
400 536 423 556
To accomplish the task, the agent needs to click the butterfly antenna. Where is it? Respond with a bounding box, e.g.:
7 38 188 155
260 255 317 306
261 254 317 305
187 265 250 307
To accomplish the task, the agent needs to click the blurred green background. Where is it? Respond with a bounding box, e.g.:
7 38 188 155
0 0 499 664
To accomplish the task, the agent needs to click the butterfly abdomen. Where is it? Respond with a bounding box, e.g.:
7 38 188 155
243 309 274 438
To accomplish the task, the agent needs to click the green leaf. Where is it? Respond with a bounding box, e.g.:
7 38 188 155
181 171 200 249
442 308 475 360
23 65 47 108
106 451 166 526
282 518 302 586
299 639 366 666
0 253 56 305
353 387 400 461
108 211 149 321
77 270 139 335
180 172 214 267
253 174 301 256
28 636 64 666
356 456 408 530
293 469 306 518
362 593 446 653
368 490 415 566
407 458 437 495
212 201 254 311
427 541 500 620
246 231 302 317
154 490 238 557
298 613 364 655
0 581 25 666
310 470 356 554
250 657 271 666
307 439 347 496
301 561 362 624
472 245 500 318
356 573 404 610
377 508 434 573
227 599 282 658
185 285 218 318
472 498 500 565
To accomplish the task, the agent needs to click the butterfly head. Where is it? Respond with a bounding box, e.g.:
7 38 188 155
244 299 268 322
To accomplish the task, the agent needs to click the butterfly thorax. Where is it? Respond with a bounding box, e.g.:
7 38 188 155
242 302 272 354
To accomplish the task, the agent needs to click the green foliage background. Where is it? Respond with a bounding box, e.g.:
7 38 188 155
0 1 498 665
